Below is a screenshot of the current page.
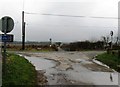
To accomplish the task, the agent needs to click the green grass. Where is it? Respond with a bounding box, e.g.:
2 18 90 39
96 52 120 72
2 53 37 86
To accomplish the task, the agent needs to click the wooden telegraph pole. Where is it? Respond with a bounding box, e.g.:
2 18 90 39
22 11 25 50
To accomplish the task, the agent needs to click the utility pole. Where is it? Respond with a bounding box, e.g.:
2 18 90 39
22 11 25 50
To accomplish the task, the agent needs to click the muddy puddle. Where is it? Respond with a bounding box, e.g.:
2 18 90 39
20 53 119 85
66 63 118 85
24 56 56 70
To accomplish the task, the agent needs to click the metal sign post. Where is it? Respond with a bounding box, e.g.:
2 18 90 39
0 16 14 75
110 31 113 49
3 17 7 75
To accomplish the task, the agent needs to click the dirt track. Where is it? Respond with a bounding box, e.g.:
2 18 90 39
18 51 118 85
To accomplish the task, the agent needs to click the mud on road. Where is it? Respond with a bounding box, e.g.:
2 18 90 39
18 51 118 85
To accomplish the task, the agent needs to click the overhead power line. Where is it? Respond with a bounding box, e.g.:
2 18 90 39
90 16 118 19
24 12 119 19
42 13 86 18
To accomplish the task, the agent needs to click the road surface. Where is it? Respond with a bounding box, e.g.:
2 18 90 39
18 51 119 86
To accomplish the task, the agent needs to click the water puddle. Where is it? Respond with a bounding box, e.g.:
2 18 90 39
24 56 56 70
66 63 119 85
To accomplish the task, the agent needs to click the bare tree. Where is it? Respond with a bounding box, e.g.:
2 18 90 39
101 36 110 49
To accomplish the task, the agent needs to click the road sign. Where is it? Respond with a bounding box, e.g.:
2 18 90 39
118 25 120 40
0 16 14 75
0 34 13 42
110 31 113 36
0 16 14 33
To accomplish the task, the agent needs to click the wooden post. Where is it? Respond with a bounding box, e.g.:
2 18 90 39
22 11 25 50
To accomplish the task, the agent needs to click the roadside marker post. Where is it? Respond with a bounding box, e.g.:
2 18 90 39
110 31 113 49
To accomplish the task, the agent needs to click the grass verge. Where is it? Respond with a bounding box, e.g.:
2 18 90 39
2 53 37 86
96 52 120 72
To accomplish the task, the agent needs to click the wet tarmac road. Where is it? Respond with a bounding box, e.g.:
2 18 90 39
18 51 119 86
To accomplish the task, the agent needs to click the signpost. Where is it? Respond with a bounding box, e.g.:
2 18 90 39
0 16 14 75
110 31 113 49
110 31 113 36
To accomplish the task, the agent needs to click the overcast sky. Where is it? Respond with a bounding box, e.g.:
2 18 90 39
0 0 119 42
